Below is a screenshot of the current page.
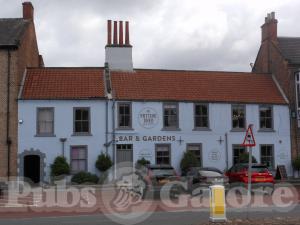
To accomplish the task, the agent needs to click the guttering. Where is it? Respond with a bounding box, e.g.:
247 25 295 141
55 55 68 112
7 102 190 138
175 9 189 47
225 133 229 170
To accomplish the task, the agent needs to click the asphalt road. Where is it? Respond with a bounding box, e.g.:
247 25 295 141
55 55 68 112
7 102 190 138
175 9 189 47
0 205 300 225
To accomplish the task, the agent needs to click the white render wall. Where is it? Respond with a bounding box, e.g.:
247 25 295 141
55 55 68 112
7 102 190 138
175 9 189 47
18 100 292 182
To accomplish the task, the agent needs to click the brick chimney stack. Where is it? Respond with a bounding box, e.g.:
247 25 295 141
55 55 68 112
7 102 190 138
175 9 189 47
261 12 277 43
22 2 34 20
105 20 133 71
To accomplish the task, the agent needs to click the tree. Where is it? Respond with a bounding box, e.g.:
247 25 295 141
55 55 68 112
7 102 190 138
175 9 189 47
239 152 257 163
50 156 70 177
95 153 113 172
180 151 200 175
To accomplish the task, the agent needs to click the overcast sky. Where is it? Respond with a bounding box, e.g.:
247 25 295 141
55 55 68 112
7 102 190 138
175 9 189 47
1 0 300 71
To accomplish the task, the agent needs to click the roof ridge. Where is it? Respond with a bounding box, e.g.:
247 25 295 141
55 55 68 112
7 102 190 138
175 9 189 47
132 68 271 75
27 67 105 69
278 36 300 39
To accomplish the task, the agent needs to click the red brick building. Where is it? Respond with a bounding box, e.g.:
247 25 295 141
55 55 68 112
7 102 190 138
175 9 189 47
0 2 42 179
253 12 300 161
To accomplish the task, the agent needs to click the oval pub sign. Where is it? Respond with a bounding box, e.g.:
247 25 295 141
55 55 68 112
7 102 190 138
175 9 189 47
138 107 159 129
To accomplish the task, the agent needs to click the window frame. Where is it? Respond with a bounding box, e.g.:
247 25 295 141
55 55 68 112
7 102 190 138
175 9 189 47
162 102 179 130
155 144 171 165
70 145 88 174
259 105 274 131
231 104 246 131
117 102 132 129
260 144 275 169
73 107 91 135
186 143 202 167
232 144 246 165
36 107 55 136
295 72 300 128
194 103 210 130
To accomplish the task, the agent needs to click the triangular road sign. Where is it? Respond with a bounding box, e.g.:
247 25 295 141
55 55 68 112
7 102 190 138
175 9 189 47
242 125 256 147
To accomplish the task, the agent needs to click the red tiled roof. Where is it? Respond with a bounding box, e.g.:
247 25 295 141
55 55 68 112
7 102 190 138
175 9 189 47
21 68 105 99
110 69 287 104
21 68 287 105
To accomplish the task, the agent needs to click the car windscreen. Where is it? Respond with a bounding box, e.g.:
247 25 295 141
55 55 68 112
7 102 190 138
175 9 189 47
251 166 269 173
198 170 222 177
151 169 175 177
241 165 269 173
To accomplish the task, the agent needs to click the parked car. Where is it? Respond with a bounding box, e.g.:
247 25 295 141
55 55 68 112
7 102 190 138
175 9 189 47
226 163 274 192
115 164 182 199
186 167 229 196
142 164 183 199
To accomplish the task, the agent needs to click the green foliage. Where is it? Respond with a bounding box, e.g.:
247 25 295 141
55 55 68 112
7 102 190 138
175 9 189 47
239 152 258 163
95 153 113 172
180 151 200 175
136 158 150 167
50 156 70 177
292 157 300 170
71 172 99 184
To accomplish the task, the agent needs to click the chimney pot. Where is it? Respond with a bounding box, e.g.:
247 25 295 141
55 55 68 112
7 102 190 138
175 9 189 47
125 21 130 45
107 20 112 45
113 21 118 45
22 2 34 20
119 21 124 45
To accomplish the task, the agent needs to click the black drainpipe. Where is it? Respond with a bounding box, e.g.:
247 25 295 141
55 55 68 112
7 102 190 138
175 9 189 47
6 49 12 180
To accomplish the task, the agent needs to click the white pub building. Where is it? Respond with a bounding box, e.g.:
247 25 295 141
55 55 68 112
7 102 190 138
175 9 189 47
18 21 292 183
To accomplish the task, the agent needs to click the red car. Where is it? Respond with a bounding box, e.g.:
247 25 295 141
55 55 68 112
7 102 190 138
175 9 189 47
226 163 274 191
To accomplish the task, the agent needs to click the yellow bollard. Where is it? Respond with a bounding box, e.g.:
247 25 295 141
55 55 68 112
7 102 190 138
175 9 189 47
209 185 227 222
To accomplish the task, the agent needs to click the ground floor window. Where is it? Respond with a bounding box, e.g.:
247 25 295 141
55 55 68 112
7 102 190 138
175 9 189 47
71 146 87 173
233 145 246 165
186 143 202 166
156 144 171 165
260 145 274 169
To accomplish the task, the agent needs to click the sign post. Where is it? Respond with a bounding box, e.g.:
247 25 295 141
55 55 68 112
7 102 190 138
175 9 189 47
242 124 256 217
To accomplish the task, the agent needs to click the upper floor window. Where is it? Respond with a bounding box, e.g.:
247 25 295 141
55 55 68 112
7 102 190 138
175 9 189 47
74 108 90 134
36 107 54 136
194 104 209 129
232 105 245 130
259 106 273 130
163 103 179 129
118 103 132 129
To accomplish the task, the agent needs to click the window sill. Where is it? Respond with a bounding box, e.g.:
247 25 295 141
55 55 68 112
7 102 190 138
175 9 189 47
35 134 56 137
230 128 246 132
193 128 211 131
258 129 275 132
161 128 181 131
71 133 93 136
116 127 134 131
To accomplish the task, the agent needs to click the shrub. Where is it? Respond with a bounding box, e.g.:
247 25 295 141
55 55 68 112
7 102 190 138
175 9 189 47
180 151 200 175
95 153 113 172
292 157 300 173
50 156 70 177
239 152 257 163
136 157 150 167
71 172 99 184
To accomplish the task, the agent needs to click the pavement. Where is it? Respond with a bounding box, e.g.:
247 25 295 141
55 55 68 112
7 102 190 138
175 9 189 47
0 182 299 224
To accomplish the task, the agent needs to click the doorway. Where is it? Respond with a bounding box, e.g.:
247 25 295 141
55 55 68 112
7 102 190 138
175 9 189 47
24 155 40 183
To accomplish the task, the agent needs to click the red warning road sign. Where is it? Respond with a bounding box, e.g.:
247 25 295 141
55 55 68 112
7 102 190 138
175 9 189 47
242 124 256 147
